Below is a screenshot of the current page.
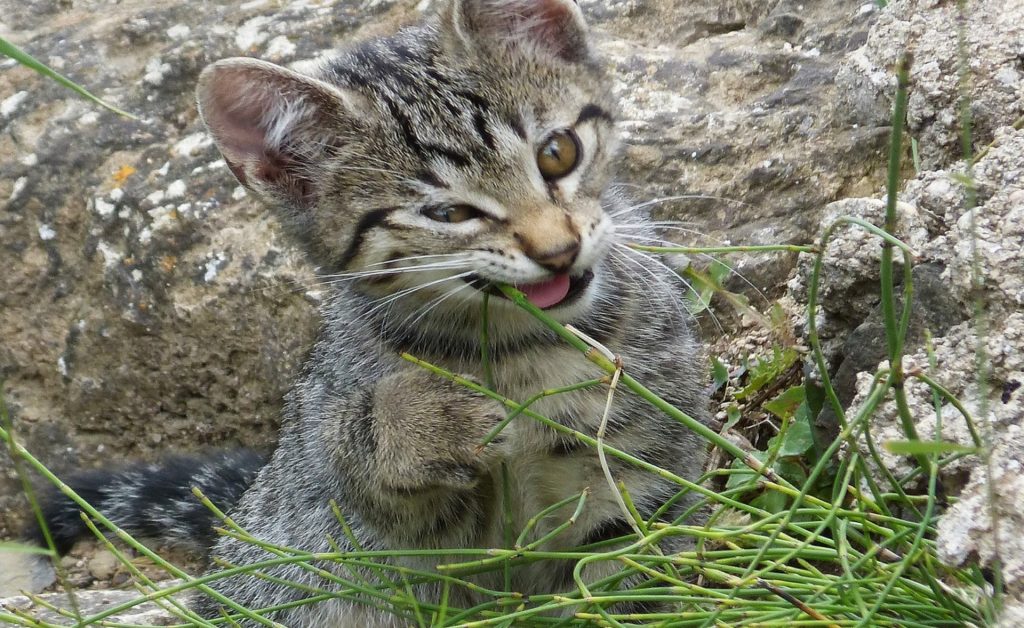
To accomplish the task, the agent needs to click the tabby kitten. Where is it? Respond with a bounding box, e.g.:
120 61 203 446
39 0 710 624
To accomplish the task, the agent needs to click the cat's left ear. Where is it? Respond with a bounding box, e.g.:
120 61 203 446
196 58 364 210
443 0 590 63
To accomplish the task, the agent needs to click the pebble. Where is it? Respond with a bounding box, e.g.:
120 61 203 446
87 550 120 581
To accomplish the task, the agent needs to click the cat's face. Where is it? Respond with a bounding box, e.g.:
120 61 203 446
199 0 620 321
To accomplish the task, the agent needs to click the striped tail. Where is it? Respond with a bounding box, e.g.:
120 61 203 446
30 449 267 554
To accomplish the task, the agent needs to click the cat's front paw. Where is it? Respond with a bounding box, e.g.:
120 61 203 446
421 382 512 489
373 370 512 492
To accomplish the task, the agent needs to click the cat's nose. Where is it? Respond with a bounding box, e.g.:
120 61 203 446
530 241 580 273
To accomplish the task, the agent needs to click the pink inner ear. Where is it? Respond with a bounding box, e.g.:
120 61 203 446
201 69 283 181
199 63 323 202
470 0 586 61
217 124 271 186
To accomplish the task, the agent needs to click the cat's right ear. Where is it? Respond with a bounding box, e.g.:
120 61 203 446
443 0 590 63
196 58 361 208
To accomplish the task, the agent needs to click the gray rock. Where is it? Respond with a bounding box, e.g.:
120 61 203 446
0 551 55 598
0 586 178 625
815 262 968 442
784 2 1024 613
86 549 120 582
838 125 1024 615
836 0 1024 170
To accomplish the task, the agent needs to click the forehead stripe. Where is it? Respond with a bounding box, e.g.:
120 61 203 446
337 206 398 269
575 104 613 126
380 95 473 167
416 171 449 189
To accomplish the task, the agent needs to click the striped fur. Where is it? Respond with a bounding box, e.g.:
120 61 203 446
34 450 265 554
34 1 711 625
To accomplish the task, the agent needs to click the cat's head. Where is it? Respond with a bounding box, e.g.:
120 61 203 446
198 0 622 322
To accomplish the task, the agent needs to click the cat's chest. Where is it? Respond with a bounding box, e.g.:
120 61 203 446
477 347 654 551
491 344 610 427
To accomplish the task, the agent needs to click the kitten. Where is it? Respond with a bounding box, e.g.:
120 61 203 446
35 0 710 624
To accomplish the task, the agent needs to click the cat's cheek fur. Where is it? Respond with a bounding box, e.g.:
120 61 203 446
574 213 613 273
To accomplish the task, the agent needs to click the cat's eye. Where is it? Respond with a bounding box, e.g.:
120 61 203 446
536 130 581 181
422 204 484 223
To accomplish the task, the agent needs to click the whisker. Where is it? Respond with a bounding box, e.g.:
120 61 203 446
403 282 476 329
609 194 757 218
362 253 471 269
606 252 666 318
614 233 696 249
363 271 475 317
614 233 770 306
612 243 724 334
606 246 678 318
614 224 718 242
317 261 473 282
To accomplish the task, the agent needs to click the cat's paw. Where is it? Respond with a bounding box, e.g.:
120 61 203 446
373 369 512 492
424 382 512 488
454 384 513 453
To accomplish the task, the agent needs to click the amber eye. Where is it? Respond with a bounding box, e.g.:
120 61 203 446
422 204 484 223
536 130 581 181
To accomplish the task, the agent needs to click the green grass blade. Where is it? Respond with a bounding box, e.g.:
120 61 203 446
0 36 138 120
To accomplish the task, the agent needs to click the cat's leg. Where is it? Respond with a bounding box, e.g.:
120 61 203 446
189 368 510 624
344 368 511 544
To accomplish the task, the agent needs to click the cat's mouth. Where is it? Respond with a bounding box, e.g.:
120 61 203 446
465 271 594 310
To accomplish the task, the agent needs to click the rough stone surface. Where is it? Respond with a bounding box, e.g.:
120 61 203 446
1 585 179 625
831 109 1024 615
788 0 1024 613
86 549 120 582
0 551 55 600
835 0 1024 170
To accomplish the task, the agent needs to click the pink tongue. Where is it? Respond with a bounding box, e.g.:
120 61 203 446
516 274 571 309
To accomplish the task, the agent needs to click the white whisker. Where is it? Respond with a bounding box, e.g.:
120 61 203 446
609 194 757 218
614 224 716 241
614 233 770 306
403 282 476 329
363 271 475 317
317 260 473 283
362 253 470 269
612 243 724 334
614 233 694 249
606 252 666 317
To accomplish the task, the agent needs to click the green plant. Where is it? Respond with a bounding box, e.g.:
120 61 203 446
0 36 136 119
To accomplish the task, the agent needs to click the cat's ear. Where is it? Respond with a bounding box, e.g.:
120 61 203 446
444 0 590 63
197 58 359 208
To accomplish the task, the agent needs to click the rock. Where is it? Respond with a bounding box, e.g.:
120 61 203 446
839 127 1024 613
789 197 932 327
938 418 1024 607
0 551 55 598
999 601 1024 628
836 0 1024 170
596 0 887 297
0 587 178 625
783 2 1024 613
87 549 120 581
814 262 967 441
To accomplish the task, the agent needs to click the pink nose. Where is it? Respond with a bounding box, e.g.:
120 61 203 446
529 241 580 273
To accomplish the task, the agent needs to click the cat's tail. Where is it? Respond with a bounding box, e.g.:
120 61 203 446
27 449 267 555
